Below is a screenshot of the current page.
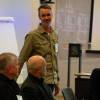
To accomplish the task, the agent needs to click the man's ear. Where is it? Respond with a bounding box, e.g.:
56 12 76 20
7 65 12 73
37 67 41 73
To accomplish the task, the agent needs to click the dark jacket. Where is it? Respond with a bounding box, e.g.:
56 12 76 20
0 73 20 100
21 73 55 100
85 68 100 100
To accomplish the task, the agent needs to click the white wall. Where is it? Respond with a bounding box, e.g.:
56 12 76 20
31 0 40 29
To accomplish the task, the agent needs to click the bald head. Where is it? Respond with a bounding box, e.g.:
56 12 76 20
28 56 46 78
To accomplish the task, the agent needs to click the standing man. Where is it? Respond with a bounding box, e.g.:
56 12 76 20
0 53 20 100
21 56 55 100
18 4 59 95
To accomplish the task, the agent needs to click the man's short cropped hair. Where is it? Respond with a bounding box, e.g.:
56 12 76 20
0 53 17 71
38 4 52 16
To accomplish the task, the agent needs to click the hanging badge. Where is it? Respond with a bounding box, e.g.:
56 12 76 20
16 95 23 100
55 43 58 53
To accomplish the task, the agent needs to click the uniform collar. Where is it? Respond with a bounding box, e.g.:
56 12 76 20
28 73 44 84
37 23 54 34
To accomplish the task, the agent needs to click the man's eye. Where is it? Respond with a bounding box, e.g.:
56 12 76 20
42 15 46 17
41 14 50 17
47 14 50 16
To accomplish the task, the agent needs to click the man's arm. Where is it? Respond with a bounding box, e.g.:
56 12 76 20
54 82 60 96
18 34 34 75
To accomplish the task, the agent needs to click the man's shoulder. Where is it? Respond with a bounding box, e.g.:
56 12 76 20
26 28 41 38
21 78 31 86
24 28 39 40
21 78 39 93
91 68 100 77
28 28 39 35
21 77 36 88
93 68 100 72
0 75 7 86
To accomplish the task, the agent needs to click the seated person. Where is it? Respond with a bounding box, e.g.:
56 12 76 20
21 55 55 100
85 68 100 100
0 52 20 100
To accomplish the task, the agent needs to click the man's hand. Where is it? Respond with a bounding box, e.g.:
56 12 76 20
54 82 60 96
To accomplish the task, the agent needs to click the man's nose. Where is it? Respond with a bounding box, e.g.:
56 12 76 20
45 15 49 19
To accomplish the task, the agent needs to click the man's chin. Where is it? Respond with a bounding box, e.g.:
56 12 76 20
43 21 50 24
44 23 50 26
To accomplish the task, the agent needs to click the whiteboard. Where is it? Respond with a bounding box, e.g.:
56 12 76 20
0 17 19 56
91 0 100 50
